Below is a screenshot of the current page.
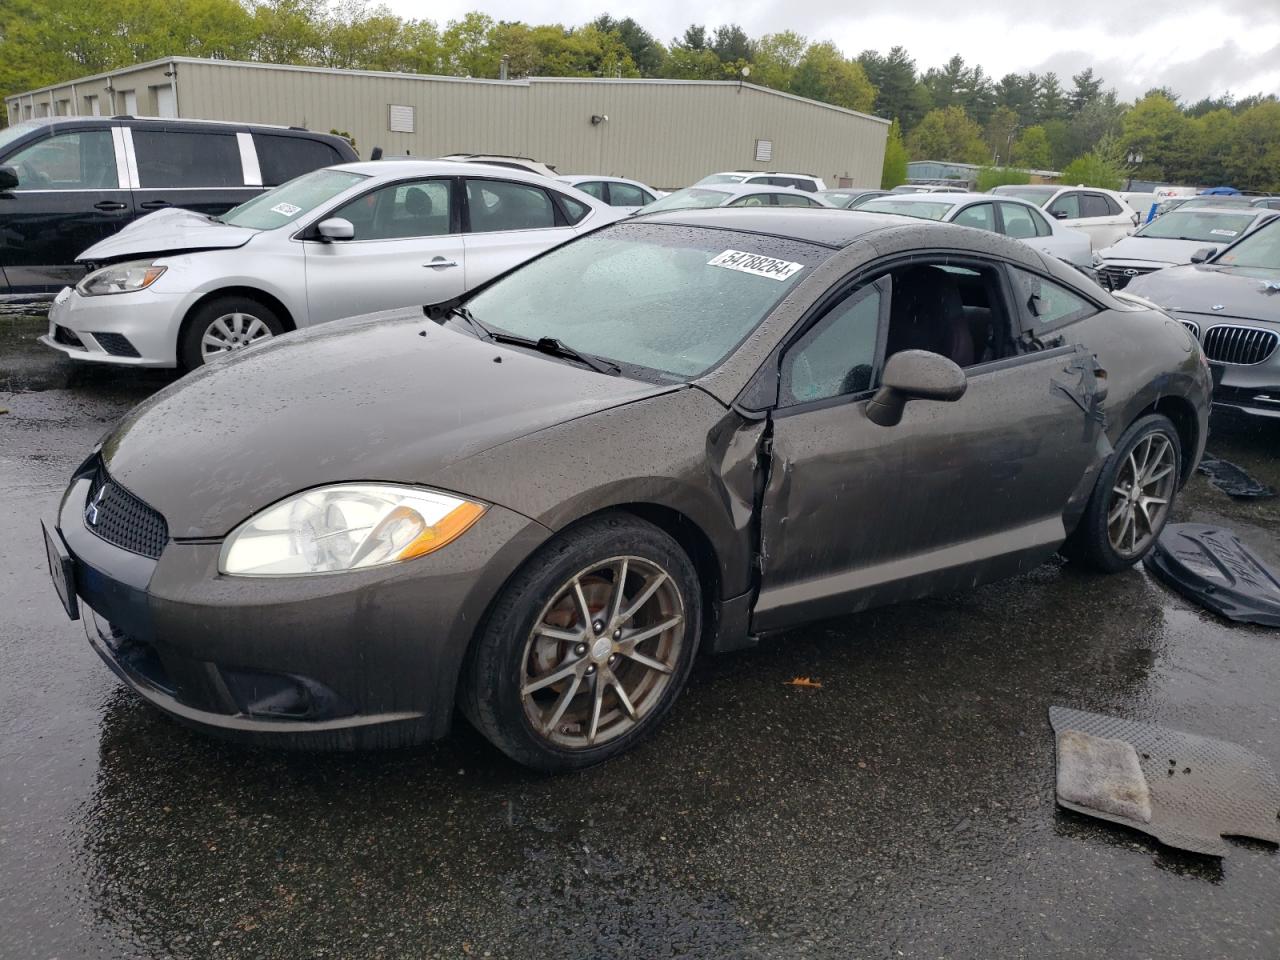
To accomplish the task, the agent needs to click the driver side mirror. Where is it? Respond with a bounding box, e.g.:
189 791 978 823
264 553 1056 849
316 217 354 241
1189 247 1217 264
0 165 18 190
1052 209 1069 220
865 350 967 427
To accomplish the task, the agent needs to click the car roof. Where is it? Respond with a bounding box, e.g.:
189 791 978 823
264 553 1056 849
19 115 333 136
677 182 817 198
707 171 820 180
331 159 571 185
558 174 648 186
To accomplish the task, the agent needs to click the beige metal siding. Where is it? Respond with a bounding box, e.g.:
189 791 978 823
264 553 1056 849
7 59 887 189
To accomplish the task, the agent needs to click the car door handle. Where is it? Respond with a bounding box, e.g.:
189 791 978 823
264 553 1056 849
94 201 128 211
139 200 172 210
424 258 459 268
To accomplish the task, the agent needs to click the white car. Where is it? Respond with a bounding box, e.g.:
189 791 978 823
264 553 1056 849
855 193 1093 268
693 171 827 192
556 175 662 214
989 185 1139 249
889 184 970 194
42 160 624 369
1094 205 1278 290
644 183 833 213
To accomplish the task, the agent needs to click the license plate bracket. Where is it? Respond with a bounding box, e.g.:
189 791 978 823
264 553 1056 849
42 521 80 621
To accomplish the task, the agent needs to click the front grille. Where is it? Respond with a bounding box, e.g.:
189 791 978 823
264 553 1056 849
1202 325 1279 366
1180 319 1201 339
91 332 141 358
1099 264 1158 290
53 324 85 349
84 467 168 559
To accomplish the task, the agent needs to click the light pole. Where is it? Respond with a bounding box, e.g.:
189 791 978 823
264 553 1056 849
1126 150 1143 190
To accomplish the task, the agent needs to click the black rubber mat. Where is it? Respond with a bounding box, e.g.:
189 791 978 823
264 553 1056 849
1196 452 1276 499
1145 524 1280 628
1050 706 1280 857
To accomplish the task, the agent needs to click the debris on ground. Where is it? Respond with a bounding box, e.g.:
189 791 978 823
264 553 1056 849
1050 706 1280 857
1145 524 1280 627
1196 452 1276 499
785 676 823 689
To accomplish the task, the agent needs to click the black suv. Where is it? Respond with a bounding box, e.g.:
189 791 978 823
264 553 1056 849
0 117 357 294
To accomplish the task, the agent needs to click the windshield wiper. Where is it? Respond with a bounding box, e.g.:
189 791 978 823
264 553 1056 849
489 332 621 375
440 304 494 341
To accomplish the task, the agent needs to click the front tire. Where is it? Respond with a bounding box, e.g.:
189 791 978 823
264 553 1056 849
461 514 701 771
1064 413 1182 573
179 295 284 370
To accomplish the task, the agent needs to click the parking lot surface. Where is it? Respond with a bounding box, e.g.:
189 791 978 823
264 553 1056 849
2 309 1278 959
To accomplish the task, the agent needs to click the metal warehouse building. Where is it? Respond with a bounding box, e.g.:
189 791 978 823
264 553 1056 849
5 57 889 189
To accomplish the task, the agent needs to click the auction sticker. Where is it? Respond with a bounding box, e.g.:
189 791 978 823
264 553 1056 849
708 249 805 281
1209 229 1238 237
271 202 302 217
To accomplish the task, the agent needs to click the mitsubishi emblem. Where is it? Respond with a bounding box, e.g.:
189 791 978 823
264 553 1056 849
85 484 108 526
1123 268 1138 277
1211 304 1225 311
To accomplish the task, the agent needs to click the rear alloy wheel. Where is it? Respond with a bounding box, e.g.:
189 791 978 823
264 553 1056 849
180 296 284 369
1063 413 1182 573
462 515 700 770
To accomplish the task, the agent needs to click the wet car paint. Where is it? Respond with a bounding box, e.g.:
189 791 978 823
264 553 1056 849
3 310 1279 958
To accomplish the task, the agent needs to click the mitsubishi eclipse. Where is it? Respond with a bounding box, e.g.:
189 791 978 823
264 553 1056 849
44 209 1211 770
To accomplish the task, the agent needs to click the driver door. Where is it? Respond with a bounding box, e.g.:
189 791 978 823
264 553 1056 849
752 259 1107 633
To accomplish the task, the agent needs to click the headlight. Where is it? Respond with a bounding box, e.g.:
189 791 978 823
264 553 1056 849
219 484 486 577
76 259 167 296
1091 252 1103 266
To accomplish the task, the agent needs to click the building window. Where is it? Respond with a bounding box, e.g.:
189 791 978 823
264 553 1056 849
84 94 100 116
121 90 138 114
388 104 415 133
755 139 773 162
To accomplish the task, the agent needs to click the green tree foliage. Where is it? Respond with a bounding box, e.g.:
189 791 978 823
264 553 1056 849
880 118 907 188
906 106 988 164
1059 150 1123 190
983 105 1018 164
791 41 875 112
975 166 1030 191
1011 125 1051 169
859 46 929 129
590 15 664 76
751 31 806 92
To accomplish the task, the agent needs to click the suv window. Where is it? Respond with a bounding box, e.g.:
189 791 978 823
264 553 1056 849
5 130 118 189
609 182 651 206
1047 193 1081 220
133 129 242 188
330 179 453 240
253 134 344 187
1010 268 1097 331
952 203 995 231
781 284 882 405
1079 193 1113 218
466 179 557 232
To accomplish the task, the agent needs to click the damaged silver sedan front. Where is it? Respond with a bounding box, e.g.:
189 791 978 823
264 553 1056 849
45 208 1212 770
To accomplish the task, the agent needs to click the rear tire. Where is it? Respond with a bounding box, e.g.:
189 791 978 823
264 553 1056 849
460 514 701 772
1063 413 1182 573
179 295 284 370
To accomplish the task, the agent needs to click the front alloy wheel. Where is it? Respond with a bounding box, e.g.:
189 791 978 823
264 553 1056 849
1106 431 1176 559
461 514 701 771
201 311 275 358
520 557 685 748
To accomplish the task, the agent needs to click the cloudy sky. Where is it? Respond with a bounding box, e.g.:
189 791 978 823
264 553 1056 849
382 0 1279 103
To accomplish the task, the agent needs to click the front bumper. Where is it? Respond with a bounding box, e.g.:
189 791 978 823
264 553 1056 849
40 285 190 368
53 464 552 748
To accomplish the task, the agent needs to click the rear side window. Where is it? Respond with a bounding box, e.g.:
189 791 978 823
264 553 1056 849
1079 193 1113 218
1010 267 1097 331
730 193 771 207
952 203 996 231
5 130 118 189
556 193 590 224
466 179 557 232
998 202 1049 239
573 180 606 201
775 193 818 207
253 134 344 187
133 129 241 188
609 182 651 206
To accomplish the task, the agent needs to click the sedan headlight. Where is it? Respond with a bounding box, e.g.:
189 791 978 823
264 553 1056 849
76 259 167 296
219 484 486 577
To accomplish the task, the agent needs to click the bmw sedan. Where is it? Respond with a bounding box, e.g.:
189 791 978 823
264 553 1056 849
44 209 1210 770
1125 216 1280 420
40 160 622 369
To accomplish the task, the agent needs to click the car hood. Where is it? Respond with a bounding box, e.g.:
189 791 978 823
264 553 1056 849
1098 235 1211 265
1125 263 1280 321
77 207 258 263
100 311 678 537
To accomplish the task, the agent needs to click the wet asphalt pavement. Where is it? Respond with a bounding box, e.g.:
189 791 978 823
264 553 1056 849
2 309 1278 960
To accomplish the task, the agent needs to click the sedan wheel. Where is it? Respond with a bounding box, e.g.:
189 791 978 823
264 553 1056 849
461 514 701 771
1063 413 1182 573
1105 432 1176 559
520 557 685 749
201 312 275 358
